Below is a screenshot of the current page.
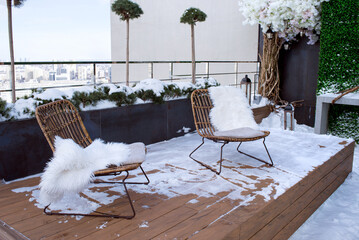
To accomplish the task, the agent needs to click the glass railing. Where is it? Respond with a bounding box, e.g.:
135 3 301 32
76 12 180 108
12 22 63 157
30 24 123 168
0 60 260 102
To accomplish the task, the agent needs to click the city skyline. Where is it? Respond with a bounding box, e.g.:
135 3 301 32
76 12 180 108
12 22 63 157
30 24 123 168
0 0 111 61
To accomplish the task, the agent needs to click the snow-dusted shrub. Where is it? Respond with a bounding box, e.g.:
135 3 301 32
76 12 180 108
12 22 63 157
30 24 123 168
238 0 329 44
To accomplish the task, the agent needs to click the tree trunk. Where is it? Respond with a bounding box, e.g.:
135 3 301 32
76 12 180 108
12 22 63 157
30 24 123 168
191 24 196 84
7 0 16 103
126 19 130 86
259 32 283 103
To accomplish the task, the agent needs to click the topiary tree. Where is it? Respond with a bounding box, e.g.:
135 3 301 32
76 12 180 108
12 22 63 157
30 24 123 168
7 0 26 103
180 8 207 84
111 0 143 86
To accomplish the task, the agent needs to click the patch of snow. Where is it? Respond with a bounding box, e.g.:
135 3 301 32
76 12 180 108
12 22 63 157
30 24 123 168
321 92 359 100
188 199 199 204
9 98 37 119
11 185 38 193
251 96 271 107
196 77 217 88
96 221 108 229
133 79 166 97
176 127 191 134
80 100 117 111
139 221 149 228
290 144 359 240
174 82 195 90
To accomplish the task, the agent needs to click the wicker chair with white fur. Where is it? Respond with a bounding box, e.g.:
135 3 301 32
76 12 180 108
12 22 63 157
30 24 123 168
190 87 273 175
35 99 150 219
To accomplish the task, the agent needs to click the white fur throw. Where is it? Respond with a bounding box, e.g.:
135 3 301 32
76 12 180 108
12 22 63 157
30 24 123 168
209 86 258 131
39 137 132 205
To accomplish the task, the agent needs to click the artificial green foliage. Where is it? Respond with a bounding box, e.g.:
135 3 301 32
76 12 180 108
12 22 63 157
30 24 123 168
135 89 164 104
180 8 207 25
108 92 136 107
0 98 11 119
71 91 90 109
317 0 358 93
0 79 219 121
317 0 359 142
13 0 26 7
328 105 359 143
111 0 143 21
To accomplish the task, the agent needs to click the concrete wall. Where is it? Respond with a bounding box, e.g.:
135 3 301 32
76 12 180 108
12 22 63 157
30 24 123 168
110 0 259 85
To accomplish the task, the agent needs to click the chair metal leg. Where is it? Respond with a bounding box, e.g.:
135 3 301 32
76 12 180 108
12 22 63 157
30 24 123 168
236 138 274 166
44 171 136 219
189 137 228 175
95 166 150 185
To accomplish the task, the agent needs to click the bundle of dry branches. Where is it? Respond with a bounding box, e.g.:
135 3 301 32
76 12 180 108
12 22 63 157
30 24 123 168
259 33 283 103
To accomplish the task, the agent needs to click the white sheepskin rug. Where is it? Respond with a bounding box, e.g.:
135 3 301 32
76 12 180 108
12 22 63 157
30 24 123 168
209 86 258 131
39 137 130 205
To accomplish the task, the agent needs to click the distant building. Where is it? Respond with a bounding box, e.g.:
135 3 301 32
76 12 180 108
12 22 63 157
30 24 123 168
49 72 56 81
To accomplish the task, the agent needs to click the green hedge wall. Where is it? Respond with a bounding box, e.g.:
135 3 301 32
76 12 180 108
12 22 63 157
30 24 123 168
317 0 359 143
318 0 358 93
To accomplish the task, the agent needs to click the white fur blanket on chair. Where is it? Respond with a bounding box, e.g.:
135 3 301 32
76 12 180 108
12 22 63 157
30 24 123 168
39 137 132 205
209 86 258 131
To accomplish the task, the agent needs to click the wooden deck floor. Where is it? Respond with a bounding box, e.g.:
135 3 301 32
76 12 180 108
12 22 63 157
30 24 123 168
0 140 355 240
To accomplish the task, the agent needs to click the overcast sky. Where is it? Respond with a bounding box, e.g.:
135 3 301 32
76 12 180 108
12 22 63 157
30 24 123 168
0 0 111 61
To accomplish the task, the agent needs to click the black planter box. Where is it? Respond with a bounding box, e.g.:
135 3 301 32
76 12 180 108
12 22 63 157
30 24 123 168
0 99 195 181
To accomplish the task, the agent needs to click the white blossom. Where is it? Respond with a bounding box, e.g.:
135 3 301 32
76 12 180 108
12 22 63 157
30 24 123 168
238 0 330 44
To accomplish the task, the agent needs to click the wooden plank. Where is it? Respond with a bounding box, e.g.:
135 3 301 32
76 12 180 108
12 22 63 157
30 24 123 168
273 173 349 240
213 141 354 240
252 105 272 124
78 194 195 239
0 142 353 240
22 190 146 239
154 198 239 239
45 193 164 240
249 153 353 240
0 200 36 218
234 141 355 240
0 201 43 225
118 205 197 240
249 172 337 239
0 177 39 193
0 219 29 240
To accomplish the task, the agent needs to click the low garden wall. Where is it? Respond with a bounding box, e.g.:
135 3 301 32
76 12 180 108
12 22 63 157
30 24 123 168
0 99 195 181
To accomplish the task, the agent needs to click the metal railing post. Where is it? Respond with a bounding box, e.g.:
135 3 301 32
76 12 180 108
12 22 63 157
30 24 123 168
205 62 210 79
148 62 154 78
169 62 173 81
93 63 96 85
10 65 16 102
235 62 239 87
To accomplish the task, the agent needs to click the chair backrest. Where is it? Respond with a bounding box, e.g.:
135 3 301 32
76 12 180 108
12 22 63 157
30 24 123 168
190 89 216 137
35 99 92 152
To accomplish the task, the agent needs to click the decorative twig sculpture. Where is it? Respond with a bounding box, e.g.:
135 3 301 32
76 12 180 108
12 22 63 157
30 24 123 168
259 32 283 102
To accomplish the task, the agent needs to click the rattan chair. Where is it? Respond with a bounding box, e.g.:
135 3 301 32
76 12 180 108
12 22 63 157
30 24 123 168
190 89 273 175
35 99 149 219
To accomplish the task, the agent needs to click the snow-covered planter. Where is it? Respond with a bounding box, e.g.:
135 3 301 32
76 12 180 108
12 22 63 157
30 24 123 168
0 97 199 181
0 78 220 181
0 78 219 122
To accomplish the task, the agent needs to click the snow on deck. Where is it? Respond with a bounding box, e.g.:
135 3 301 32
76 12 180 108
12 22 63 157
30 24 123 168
12 129 351 217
